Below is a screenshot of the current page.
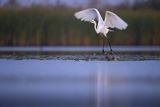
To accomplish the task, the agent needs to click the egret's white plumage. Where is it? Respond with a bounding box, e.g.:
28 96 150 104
105 11 128 30
75 8 128 36
74 8 128 53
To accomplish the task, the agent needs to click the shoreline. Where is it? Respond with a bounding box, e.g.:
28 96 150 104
0 52 160 61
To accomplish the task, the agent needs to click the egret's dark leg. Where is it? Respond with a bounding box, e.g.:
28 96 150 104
102 37 105 54
107 37 113 54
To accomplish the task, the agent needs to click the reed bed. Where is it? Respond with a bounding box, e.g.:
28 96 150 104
0 7 159 46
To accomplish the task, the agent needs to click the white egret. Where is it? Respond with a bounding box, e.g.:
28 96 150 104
74 8 128 54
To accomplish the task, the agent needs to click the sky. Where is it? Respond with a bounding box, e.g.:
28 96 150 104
1 0 135 6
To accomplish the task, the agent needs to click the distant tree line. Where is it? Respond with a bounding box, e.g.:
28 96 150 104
1 0 160 10
132 0 160 10
3 0 19 7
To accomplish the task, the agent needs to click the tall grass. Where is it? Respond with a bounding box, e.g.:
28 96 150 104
0 7 159 46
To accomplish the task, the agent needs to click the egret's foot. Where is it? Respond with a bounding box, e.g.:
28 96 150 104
105 53 115 61
105 51 117 61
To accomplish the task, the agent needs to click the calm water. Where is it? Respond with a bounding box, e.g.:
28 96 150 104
0 46 160 52
0 59 160 107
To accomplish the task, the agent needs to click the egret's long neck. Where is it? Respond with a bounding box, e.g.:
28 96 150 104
93 21 98 33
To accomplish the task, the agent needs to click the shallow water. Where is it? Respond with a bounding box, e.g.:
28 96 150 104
0 46 160 52
0 59 160 107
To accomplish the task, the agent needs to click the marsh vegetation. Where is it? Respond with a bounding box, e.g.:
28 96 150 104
0 7 159 46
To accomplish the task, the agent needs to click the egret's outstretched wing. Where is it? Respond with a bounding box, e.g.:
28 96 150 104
105 11 128 30
74 8 102 23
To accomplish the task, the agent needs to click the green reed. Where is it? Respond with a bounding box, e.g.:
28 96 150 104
0 7 159 46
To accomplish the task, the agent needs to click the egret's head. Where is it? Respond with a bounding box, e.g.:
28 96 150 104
90 20 96 24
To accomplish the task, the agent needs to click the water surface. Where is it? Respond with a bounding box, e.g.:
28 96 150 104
0 59 160 107
0 46 160 52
